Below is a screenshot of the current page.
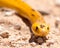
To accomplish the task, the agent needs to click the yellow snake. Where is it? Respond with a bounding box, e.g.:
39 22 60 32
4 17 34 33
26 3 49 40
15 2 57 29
0 0 50 37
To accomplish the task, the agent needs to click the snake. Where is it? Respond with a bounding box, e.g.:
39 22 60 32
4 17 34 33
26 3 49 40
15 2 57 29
0 0 50 37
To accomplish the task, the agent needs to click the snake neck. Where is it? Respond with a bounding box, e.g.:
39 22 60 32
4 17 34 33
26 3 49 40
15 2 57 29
0 0 45 24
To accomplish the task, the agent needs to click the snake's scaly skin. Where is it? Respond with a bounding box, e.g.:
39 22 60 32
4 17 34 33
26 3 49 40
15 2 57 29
0 0 50 37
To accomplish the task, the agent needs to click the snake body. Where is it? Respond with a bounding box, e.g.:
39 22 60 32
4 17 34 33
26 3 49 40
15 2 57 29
0 0 49 37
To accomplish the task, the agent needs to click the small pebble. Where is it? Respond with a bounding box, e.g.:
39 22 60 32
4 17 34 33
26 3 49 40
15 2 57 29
35 37 44 44
0 32 9 38
22 37 27 41
39 11 49 15
4 11 15 16
14 24 21 30
30 42 36 47
0 8 15 16
55 17 60 28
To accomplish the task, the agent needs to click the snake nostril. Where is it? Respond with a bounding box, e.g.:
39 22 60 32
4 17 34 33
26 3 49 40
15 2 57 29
47 27 49 30
40 25 45 28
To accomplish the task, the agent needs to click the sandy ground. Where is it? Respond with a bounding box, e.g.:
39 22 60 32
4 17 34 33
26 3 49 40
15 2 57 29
0 0 60 48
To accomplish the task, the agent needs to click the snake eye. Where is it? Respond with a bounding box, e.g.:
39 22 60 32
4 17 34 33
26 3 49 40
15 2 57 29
40 25 45 28
35 26 38 31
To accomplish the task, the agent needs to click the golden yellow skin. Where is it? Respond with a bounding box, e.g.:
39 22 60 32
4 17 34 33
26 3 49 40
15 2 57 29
0 0 50 37
32 22 49 36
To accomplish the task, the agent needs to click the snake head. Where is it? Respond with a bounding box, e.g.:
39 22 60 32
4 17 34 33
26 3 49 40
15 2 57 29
31 22 50 37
